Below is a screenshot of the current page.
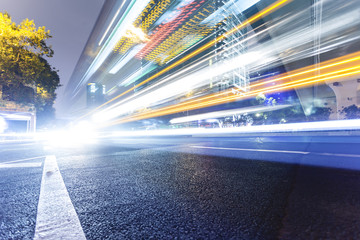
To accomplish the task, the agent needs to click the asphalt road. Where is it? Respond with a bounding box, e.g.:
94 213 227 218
1 135 360 239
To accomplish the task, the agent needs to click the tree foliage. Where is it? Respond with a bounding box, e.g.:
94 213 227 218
341 104 360 119
307 106 332 121
0 12 60 125
0 12 53 85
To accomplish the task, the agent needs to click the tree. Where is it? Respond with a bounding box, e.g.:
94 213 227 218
0 12 60 126
0 12 53 85
341 105 360 119
307 107 332 122
35 57 60 125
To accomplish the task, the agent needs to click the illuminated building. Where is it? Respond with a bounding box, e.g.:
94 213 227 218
87 83 106 109
0 85 36 133
61 0 360 128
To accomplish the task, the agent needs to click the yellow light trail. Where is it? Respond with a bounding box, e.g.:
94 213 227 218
111 67 360 125
105 53 360 126
77 0 292 121
250 51 360 89
102 19 288 113
187 66 360 112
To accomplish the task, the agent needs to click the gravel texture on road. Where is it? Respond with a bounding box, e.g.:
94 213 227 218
2 137 360 239
0 166 43 239
58 145 296 239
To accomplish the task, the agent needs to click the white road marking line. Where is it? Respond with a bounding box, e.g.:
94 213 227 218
0 156 46 165
0 140 34 144
0 162 42 168
316 152 360 158
0 148 34 153
191 146 360 158
191 146 309 155
34 155 86 240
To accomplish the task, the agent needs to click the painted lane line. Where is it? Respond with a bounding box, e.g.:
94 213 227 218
0 140 35 144
191 146 360 158
0 147 37 153
0 142 36 147
191 146 310 155
316 152 360 158
34 155 86 240
0 162 42 168
0 156 46 165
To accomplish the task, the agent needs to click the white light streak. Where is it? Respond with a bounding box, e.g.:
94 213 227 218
112 119 360 137
170 105 292 124
93 51 261 123
109 44 144 74
98 0 128 46
74 0 151 95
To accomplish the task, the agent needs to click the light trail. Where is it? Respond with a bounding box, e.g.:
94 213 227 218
104 52 360 126
100 16 291 114
111 119 360 136
98 0 128 46
77 0 292 121
110 68 359 124
92 0 354 122
97 22 265 115
170 104 293 124
73 0 149 95
250 51 360 89
110 53 358 119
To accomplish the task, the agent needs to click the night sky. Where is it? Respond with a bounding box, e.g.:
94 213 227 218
1 0 105 116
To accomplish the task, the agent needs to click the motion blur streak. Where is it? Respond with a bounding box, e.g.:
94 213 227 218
98 0 128 46
111 119 360 137
106 52 360 125
221 0 291 39
114 68 359 124
94 22 270 118
250 52 360 89
169 105 292 124
77 0 292 121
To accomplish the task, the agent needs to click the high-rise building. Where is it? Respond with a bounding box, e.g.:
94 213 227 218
87 83 106 109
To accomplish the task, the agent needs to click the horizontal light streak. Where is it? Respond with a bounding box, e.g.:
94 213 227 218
250 52 360 89
106 53 360 125
111 119 360 137
170 104 292 124
169 51 360 114
162 67 360 117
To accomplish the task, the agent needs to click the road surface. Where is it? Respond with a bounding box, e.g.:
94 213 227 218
1 134 360 239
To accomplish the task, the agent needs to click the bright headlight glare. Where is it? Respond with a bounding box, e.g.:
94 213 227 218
40 121 98 148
